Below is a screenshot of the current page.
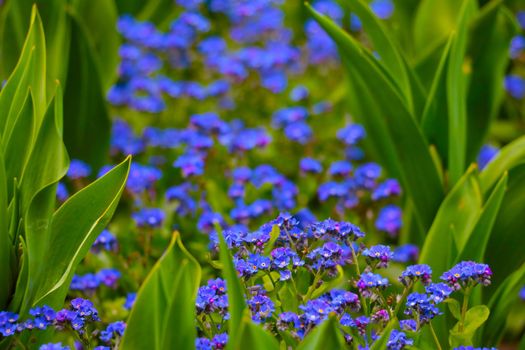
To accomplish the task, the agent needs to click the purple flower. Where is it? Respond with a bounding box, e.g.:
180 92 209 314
248 294 275 323
100 321 126 343
392 244 419 263
372 179 401 201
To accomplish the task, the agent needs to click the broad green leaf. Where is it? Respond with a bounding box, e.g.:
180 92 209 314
419 165 482 278
370 319 399 350
413 0 477 56
479 135 525 194
137 0 178 26
466 2 518 163
482 263 525 345
297 315 346 350
235 310 280 350
308 5 444 234
485 163 525 292
0 1 68 94
447 0 476 186
0 150 11 309
31 157 130 309
120 232 201 350
62 13 111 170
456 173 507 263
7 237 28 313
421 35 454 167
340 0 412 106
217 227 247 348
445 299 462 320
71 0 120 90
0 6 46 138
19 84 68 216
3 91 35 199
449 305 490 347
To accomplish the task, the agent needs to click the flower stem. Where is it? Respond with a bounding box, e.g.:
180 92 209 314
429 322 443 350
459 286 472 332
393 284 412 316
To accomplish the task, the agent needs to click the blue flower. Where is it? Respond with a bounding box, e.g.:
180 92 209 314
477 144 499 170
100 321 126 343
337 124 366 146
362 245 393 268
290 85 309 101
248 294 275 323
510 35 525 59
425 283 453 304
0 311 19 337
404 293 440 325
372 179 401 201
124 292 137 310
505 75 525 99
67 159 92 179
39 343 70 350
441 261 492 290
370 0 394 19
132 208 165 228
400 264 432 286
272 106 308 127
173 152 205 177
91 230 118 253
329 160 353 177
375 205 402 237
56 182 69 202
386 330 413 350
300 157 323 174
284 121 312 144
357 272 389 297
392 244 419 263
97 268 121 288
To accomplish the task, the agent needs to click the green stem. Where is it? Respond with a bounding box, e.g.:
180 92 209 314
304 271 323 301
459 286 472 332
429 322 443 350
393 284 412 316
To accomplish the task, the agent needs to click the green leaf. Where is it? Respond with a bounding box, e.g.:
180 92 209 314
297 315 347 350
445 299 461 320
263 225 280 255
3 91 35 199
29 157 130 309
0 1 69 94
236 310 280 350
419 165 482 277
450 305 490 347
421 35 454 167
71 0 120 91
307 4 444 235
217 226 247 348
413 0 477 56
456 173 507 263
62 12 111 170
482 263 525 345
485 163 525 293
479 135 525 194
447 0 476 185
340 0 412 106
0 5 46 138
120 232 201 350
19 84 68 217
466 2 518 162
0 151 11 309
